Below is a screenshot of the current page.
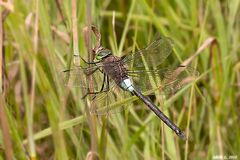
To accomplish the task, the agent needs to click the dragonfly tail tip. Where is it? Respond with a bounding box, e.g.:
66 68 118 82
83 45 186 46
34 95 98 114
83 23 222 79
176 130 187 141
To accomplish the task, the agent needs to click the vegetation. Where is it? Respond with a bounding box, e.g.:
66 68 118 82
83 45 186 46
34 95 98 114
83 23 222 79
0 0 239 159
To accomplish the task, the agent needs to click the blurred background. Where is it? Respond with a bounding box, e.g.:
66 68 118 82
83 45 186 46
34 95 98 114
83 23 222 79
0 0 239 159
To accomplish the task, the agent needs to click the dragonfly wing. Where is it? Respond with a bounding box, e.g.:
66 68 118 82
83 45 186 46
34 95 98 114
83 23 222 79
90 82 132 115
122 36 173 69
81 37 173 71
128 66 199 96
61 65 132 115
61 66 107 95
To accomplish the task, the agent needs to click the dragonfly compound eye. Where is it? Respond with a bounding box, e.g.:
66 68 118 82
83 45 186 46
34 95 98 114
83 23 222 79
96 49 112 60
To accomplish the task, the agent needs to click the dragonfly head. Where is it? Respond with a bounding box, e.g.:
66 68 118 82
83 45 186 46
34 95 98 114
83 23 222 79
95 47 112 61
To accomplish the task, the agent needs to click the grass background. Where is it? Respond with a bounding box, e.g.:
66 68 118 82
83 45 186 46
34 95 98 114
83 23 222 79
0 0 240 159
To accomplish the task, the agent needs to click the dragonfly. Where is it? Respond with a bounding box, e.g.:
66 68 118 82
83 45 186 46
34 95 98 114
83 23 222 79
62 36 199 140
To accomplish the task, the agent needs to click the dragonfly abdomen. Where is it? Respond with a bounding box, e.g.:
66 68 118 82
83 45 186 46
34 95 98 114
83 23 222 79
132 88 186 140
119 78 134 92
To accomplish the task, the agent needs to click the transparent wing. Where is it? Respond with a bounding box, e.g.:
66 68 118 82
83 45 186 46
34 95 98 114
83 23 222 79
61 36 173 81
121 36 173 69
90 66 199 115
61 67 132 115
60 66 107 95
90 83 132 115
127 66 199 96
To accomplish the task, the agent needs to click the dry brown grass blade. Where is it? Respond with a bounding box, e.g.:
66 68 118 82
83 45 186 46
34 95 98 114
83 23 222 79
165 37 216 90
72 0 80 66
0 1 14 12
181 37 216 66
83 25 101 57
0 97 13 160
91 26 101 54
55 0 67 27
166 37 216 80
0 0 13 158
51 26 70 44
86 151 100 160
82 0 99 157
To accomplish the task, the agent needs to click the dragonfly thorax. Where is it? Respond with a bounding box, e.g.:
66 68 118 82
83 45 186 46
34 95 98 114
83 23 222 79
101 55 129 89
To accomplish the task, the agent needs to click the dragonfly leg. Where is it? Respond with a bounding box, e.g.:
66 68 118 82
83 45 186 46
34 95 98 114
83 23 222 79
98 73 106 92
84 67 99 76
81 74 110 99
75 55 101 65
85 68 104 76
91 75 110 100
82 89 110 99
